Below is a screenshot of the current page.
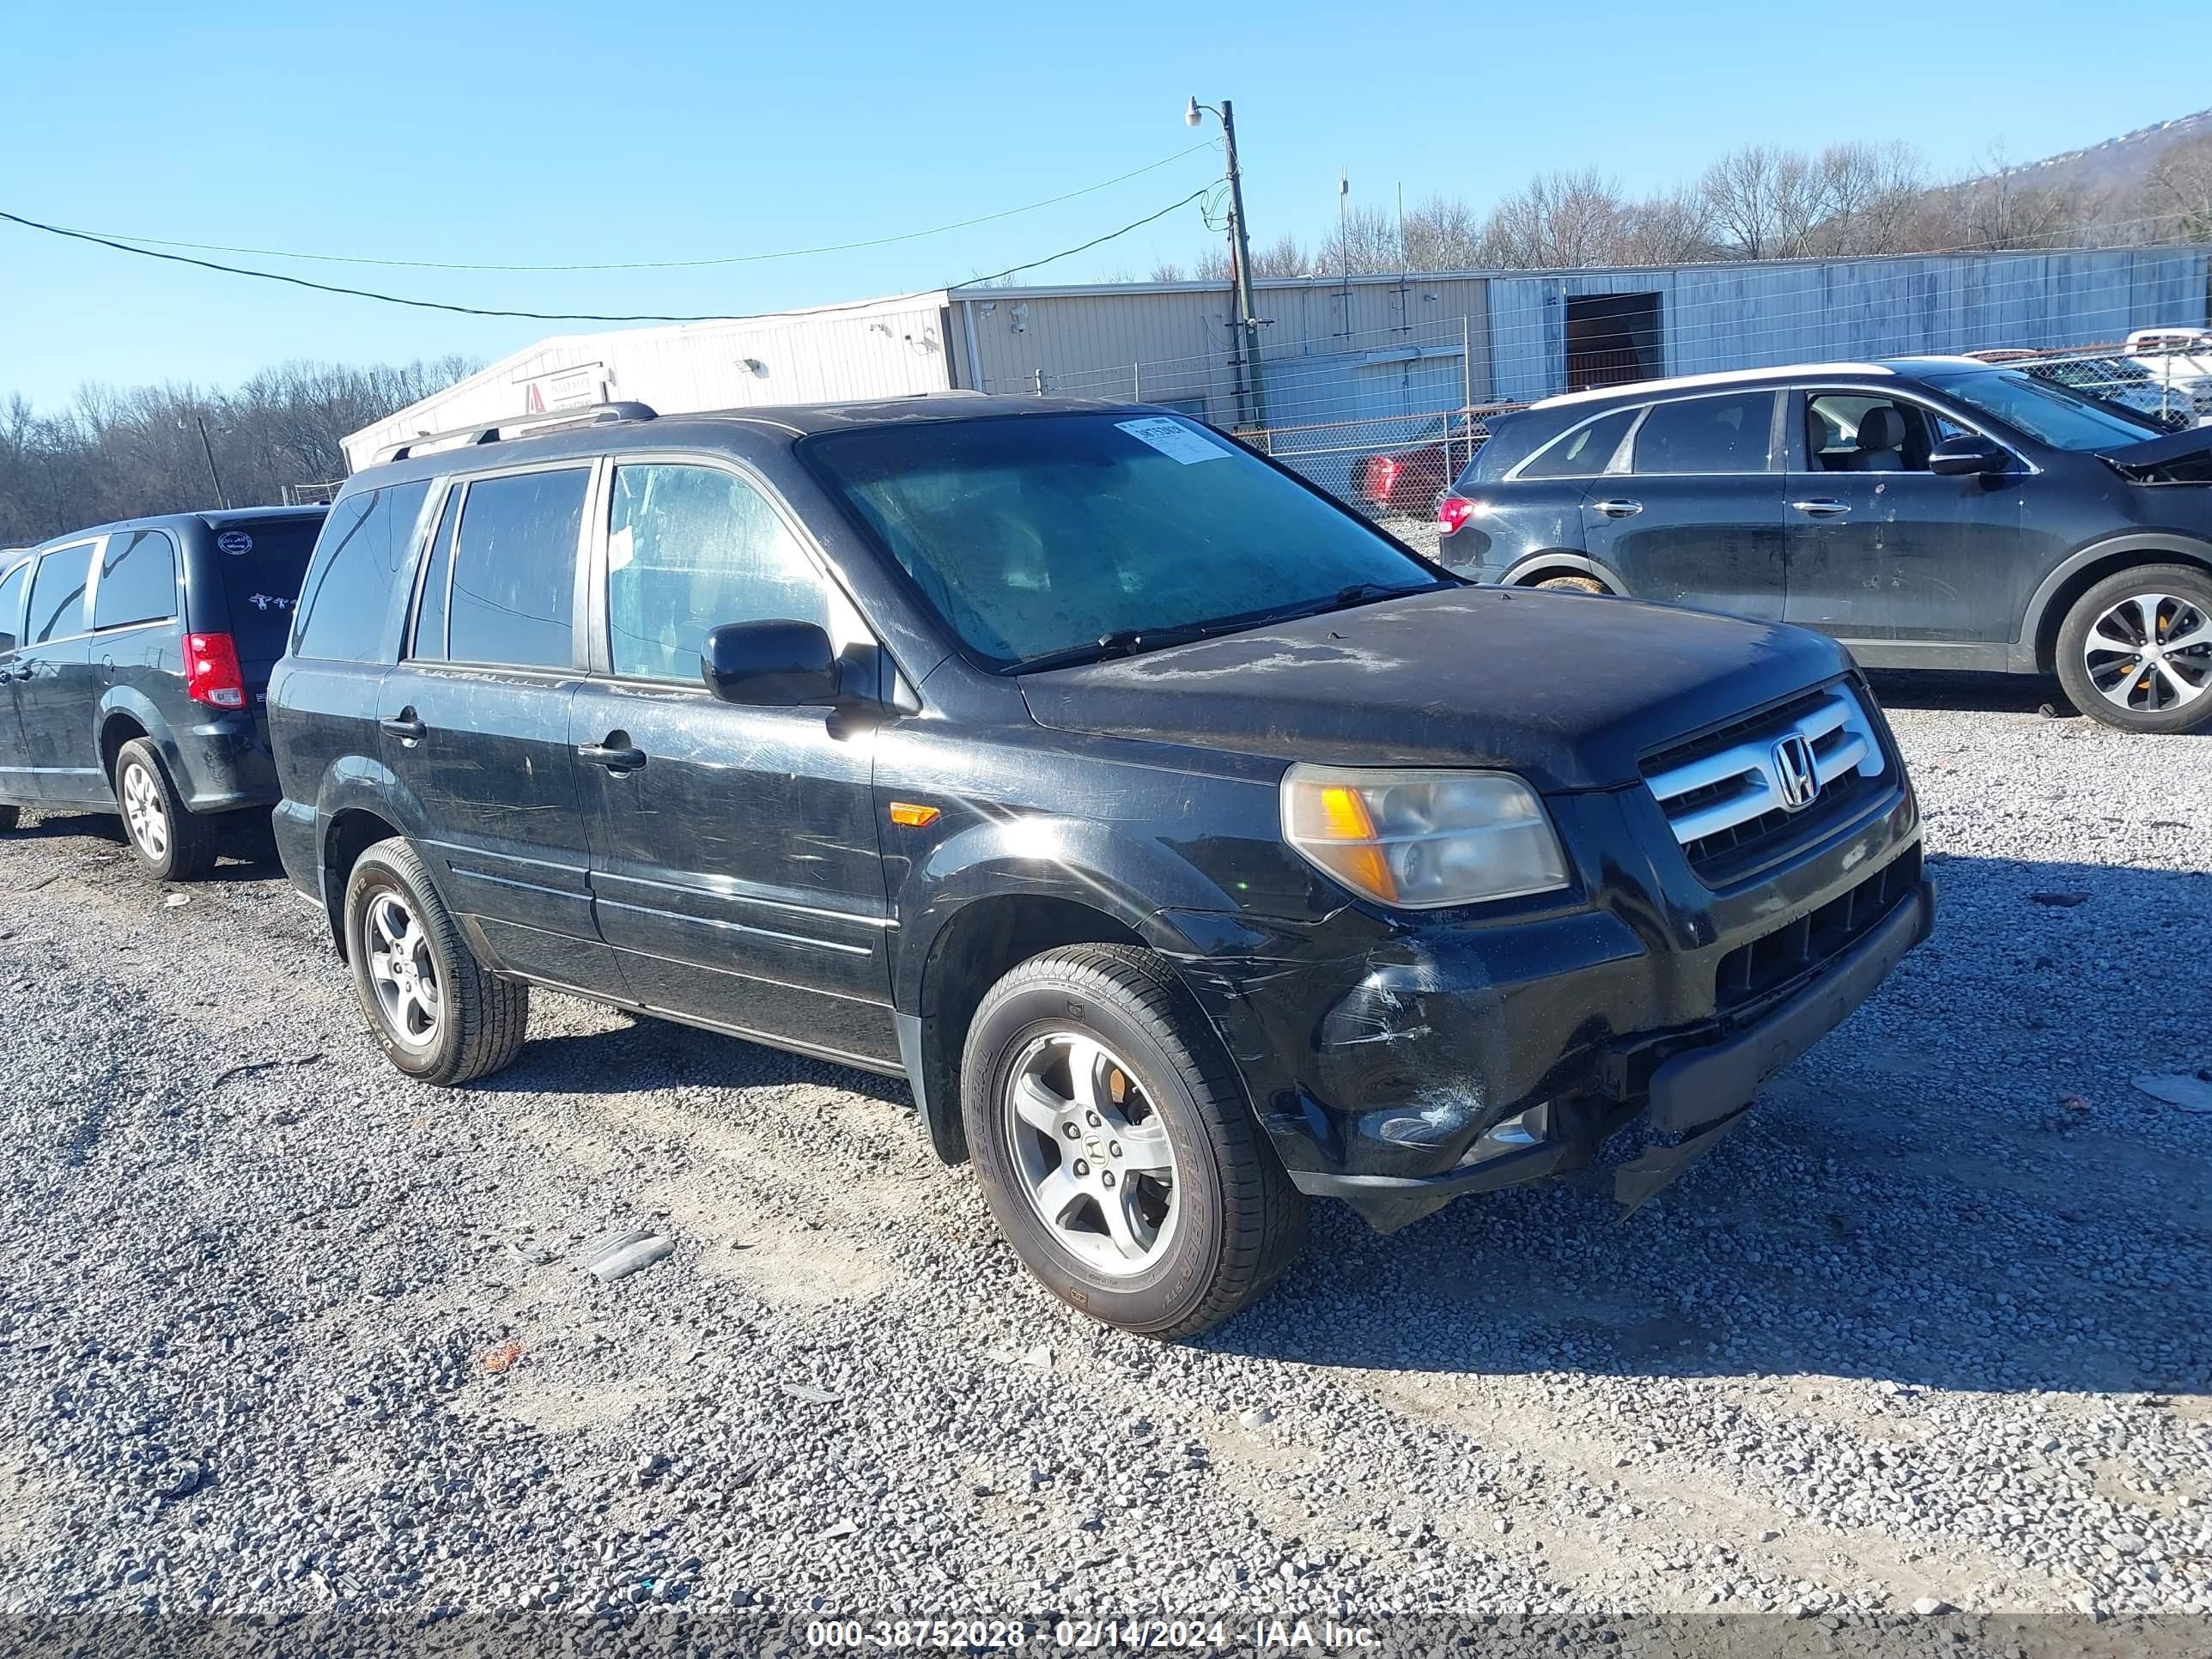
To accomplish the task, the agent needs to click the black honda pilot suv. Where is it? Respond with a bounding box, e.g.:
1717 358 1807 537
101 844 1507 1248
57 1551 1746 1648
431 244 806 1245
268 398 1932 1338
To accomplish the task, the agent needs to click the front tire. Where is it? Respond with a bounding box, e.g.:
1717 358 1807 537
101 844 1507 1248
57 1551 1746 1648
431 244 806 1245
960 944 1304 1339
2055 565 2212 733
343 839 529 1085
114 738 218 880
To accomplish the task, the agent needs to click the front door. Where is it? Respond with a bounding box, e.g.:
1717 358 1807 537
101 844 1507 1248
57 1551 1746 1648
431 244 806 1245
380 462 619 991
15 540 102 804
0 561 31 802
570 459 896 1067
1578 389 1786 621
1783 389 2028 643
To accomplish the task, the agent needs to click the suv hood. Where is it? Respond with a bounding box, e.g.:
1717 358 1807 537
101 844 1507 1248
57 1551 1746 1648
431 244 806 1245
2100 426 2212 484
1018 587 1854 793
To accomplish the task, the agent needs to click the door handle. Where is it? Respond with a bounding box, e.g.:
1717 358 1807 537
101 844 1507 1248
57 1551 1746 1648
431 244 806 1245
576 742 647 773
380 711 427 741
1590 499 1643 519
1790 499 1850 518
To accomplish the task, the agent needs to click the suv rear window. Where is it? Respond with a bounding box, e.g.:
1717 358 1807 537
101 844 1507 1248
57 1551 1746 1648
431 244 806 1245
210 519 324 661
1518 409 1637 479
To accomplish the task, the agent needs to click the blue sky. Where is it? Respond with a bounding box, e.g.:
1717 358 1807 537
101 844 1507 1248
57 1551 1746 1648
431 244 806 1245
1 0 2203 410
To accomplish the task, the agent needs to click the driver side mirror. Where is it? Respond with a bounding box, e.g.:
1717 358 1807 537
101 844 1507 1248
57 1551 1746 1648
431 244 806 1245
701 620 842 707
1927 433 2009 478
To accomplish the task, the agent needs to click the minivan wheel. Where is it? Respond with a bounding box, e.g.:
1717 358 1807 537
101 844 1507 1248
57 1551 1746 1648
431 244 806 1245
2056 564 2212 734
960 944 1305 1339
343 839 529 1085
113 738 218 880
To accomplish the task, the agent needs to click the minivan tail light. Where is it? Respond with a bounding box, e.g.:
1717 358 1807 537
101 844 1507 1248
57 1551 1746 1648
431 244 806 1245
185 633 246 709
1437 495 1480 534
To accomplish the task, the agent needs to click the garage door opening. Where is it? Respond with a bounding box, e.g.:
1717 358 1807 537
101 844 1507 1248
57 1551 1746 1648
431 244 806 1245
1565 293 1662 392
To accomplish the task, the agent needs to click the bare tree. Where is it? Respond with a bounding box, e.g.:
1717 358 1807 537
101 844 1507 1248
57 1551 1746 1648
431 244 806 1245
1701 146 1786 259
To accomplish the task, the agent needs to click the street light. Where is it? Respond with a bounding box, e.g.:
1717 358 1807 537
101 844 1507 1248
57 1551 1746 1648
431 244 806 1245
1184 95 1267 431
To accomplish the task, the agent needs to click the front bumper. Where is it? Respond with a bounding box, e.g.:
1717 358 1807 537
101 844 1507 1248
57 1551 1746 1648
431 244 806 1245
1168 757 1929 1231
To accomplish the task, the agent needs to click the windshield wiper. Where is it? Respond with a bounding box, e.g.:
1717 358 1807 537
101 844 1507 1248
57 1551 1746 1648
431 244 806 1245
1013 622 1224 674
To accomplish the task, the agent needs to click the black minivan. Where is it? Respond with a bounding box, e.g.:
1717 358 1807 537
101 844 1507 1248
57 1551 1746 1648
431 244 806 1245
0 508 325 878
269 399 1929 1338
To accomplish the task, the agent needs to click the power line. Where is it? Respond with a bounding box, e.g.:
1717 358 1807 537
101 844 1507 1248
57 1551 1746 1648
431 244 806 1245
40 143 1220 273
0 189 1218 325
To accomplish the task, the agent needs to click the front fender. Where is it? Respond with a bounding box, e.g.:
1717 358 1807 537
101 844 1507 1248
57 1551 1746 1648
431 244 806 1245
890 811 1246 1014
2014 529 2212 667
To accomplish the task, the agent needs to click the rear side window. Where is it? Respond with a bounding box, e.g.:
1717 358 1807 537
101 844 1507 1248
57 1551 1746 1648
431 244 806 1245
27 544 93 644
1518 409 1638 480
605 464 824 682
93 529 178 630
0 563 27 654
293 490 430 663
447 469 589 669
1632 392 1777 475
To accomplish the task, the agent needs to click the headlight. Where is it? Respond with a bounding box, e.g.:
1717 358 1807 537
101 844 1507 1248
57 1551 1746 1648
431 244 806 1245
1279 765 1570 909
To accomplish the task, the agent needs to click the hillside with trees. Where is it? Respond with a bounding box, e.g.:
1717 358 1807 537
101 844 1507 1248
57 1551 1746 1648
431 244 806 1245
1152 111 2212 279
0 358 474 547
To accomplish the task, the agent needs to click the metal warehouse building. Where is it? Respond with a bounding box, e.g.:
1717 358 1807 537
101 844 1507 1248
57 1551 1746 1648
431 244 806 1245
343 246 2211 472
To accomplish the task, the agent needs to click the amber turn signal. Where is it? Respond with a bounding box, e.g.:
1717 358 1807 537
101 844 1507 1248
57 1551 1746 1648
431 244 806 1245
888 801 941 827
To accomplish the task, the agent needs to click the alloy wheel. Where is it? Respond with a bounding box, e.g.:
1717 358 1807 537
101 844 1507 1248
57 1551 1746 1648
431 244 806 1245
2081 592 2212 714
363 889 442 1050
1002 1031 1181 1279
120 761 168 861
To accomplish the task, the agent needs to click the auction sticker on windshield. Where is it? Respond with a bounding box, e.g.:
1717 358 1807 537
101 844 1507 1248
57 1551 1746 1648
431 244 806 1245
1116 416 1229 465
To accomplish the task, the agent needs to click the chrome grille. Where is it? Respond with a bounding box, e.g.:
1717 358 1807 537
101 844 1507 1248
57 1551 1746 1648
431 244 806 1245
1644 684 1887 875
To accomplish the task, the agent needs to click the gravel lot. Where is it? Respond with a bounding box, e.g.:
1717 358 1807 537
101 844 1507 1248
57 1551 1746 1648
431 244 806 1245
0 677 2206 1655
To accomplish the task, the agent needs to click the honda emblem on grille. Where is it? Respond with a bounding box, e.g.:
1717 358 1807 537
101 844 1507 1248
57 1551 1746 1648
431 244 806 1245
1771 734 1820 811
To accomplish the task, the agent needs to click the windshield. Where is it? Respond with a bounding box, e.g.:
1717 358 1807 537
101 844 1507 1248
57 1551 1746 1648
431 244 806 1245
1923 369 2163 451
803 413 1444 670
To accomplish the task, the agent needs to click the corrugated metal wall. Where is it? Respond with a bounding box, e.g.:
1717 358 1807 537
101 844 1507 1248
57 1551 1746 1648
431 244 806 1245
1485 247 2212 404
948 274 1493 427
341 297 955 470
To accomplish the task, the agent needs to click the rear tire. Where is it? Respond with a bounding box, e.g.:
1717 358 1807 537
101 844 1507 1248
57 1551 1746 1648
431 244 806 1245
960 944 1305 1339
2055 564 2212 734
343 839 529 1085
114 738 218 881
1534 574 1608 596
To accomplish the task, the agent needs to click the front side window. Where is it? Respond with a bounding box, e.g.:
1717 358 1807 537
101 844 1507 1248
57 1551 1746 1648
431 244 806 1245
0 563 27 655
804 413 1444 670
27 544 94 644
606 464 825 683
1632 392 1777 476
446 468 589 669
93 528 179 631
294 485 432 662
1922 368 2162 451
1518 408 1637 480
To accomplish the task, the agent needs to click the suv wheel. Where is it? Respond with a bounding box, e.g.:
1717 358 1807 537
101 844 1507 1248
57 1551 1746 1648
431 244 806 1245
2056 564 2212 733
960 944 1305 1338
1534 574 1608 596
114 738 218 880
343 839 529 1085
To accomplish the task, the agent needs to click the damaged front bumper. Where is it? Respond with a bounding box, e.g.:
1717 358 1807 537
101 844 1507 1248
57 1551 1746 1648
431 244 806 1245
1165 780 1931 1233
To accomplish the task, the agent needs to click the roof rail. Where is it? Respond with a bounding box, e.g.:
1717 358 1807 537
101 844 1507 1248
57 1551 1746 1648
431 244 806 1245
377 400 658 464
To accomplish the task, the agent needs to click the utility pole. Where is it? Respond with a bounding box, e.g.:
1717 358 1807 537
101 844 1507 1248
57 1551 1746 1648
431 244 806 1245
1187 97 1269 432
192 415 230 509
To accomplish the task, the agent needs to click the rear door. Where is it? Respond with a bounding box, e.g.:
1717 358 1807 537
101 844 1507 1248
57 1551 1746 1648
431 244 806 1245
1782 389 2028 643
1578 390 1786 620
569 458 896 1066
380 461 619 991
0 560 30 801
15 539 102 803
198 517 322 702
